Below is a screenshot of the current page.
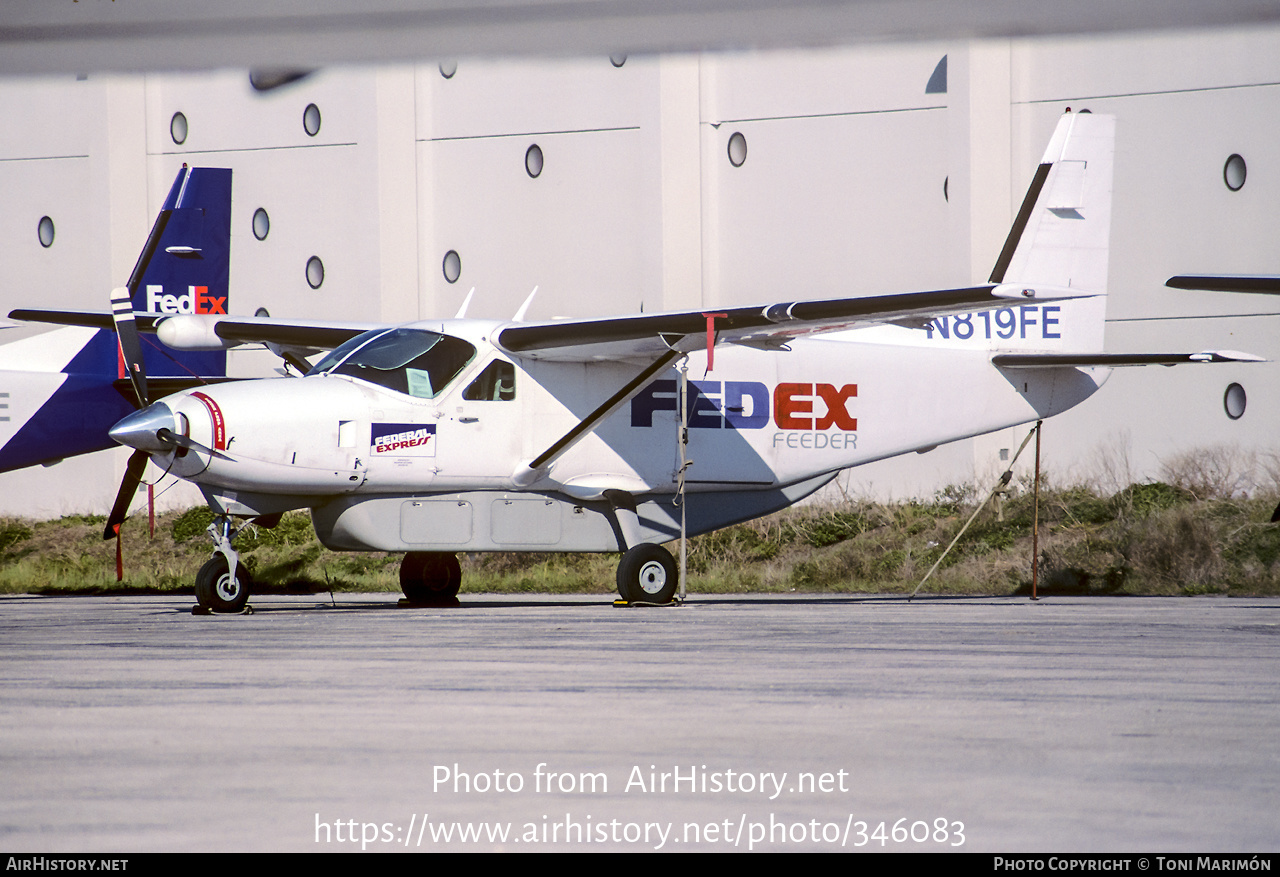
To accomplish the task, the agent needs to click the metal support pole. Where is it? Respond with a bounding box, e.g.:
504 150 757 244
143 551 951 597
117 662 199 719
1031 420 1042 601
677 357 690 602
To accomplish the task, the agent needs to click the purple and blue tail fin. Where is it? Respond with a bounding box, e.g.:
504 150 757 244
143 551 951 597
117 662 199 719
0 166 232 471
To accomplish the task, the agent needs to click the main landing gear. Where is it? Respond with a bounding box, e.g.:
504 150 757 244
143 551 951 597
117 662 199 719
616 544 678 604
193 514 251 613
399 551 462 603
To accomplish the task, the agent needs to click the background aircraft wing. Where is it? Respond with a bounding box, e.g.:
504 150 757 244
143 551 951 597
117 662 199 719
9 309 163 332
992 350 1265 368
1166 275 1280 293
9 310 384 353
496 283 1091 361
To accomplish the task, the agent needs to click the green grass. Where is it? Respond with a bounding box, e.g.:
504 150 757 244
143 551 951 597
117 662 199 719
3 471 1280 597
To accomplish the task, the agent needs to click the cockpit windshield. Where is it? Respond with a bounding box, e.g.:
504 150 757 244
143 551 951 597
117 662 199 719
308 328 476 398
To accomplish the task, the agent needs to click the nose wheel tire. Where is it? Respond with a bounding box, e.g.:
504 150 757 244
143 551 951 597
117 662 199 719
195 555 251 613
616 544 678 604
400 552 462 602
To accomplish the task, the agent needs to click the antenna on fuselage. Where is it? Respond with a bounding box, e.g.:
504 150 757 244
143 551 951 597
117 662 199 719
512 286 539 322
454 287 476 319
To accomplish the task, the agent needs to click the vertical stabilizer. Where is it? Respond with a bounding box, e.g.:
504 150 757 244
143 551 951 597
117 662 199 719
128 166 233 379
988 112 1114 352
989 112 1115 295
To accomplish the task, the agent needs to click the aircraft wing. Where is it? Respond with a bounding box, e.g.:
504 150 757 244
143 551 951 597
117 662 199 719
496 283 1091 362
204 317 382 349
1166 275 1280 293
14 283 1090 362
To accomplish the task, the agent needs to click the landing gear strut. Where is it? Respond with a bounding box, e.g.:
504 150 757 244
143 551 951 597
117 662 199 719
194 514 250 613
400 551 462 603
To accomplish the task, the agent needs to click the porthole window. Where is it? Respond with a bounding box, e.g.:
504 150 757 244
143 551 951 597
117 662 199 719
442 250 461 284
439 60 457 79
1224 154 1246 191
1224 382 1246 419
943 176 949 203
727 132 747 168
252 208 270 241
303 103 322 137
170 112 188 145
306 256 325 289
37 216 55 248
609 54 627 68
525 144 544 178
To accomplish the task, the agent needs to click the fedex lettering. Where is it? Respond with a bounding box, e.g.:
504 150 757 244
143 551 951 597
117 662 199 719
926 305 1060 341
145 284 227 315
631 379 857 431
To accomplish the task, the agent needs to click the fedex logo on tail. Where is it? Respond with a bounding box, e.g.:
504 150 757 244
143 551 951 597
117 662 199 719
145 284 226 315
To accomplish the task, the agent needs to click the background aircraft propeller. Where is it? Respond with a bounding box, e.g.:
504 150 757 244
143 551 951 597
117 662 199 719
111 286 150 410
104 286 154 540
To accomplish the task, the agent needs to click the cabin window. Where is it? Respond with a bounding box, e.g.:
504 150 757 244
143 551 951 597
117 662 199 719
463 360 516 401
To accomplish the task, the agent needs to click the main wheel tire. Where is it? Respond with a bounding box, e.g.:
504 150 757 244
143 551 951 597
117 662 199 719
400 551 462 602
194 555 251 613
616 544 678 603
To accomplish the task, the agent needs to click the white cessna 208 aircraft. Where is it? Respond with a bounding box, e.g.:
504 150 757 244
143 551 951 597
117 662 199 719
12 112 1262 611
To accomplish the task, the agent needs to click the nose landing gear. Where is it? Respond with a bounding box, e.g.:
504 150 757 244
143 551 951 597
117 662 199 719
193 514 250 613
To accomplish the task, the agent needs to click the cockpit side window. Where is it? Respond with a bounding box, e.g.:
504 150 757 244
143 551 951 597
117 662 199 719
310 328 476 398
462 360 516 401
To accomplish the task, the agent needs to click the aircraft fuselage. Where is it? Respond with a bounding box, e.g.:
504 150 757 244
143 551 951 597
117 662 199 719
119 319 1106 553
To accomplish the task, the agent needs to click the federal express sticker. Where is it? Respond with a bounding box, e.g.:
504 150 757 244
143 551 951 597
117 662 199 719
371 422 436 457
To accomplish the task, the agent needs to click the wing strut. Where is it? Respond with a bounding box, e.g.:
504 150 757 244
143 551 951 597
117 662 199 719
515 347 684 484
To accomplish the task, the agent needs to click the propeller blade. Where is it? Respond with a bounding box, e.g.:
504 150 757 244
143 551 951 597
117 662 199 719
103 449 149 540
111 286 149 409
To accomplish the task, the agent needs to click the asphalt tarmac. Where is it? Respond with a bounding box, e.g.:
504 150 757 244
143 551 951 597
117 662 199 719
1 593 1277 852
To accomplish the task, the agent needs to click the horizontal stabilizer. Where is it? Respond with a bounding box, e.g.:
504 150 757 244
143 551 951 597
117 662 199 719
992 350 1265 368
1165 275 1280 293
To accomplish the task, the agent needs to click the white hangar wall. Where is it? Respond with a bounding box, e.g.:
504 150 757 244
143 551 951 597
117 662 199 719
0 28 1277 517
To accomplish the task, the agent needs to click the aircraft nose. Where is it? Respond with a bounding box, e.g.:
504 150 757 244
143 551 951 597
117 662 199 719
108 402 176 452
